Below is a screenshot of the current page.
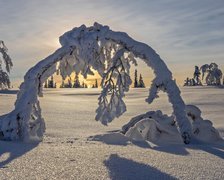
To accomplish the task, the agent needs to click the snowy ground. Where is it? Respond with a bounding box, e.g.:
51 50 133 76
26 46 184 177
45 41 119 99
0 87 224 179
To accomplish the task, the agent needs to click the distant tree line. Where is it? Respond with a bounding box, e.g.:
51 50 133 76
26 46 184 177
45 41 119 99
44 76 56 88
45 70 146 89
44 72 99 89
184 63 223 86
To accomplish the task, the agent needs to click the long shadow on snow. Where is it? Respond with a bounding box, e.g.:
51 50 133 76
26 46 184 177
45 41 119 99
104 154 177 180
88 132 189 155
0 90 18 95
89 132 224 158
187 139 224 159
0 140 38 168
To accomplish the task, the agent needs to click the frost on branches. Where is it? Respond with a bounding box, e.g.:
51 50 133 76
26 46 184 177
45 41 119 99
0 23 192 143
0 41 13 89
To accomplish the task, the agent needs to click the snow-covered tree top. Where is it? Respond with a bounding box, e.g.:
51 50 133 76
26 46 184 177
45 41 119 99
0 40 13 73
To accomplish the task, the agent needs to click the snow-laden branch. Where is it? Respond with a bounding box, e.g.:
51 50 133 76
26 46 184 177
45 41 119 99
0 23 192 144
95 48 132 124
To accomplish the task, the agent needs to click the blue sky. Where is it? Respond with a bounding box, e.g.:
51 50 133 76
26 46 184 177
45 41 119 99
0 0 224 86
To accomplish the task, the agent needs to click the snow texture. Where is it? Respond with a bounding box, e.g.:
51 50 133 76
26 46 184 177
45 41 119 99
0 87 224 179
0 23 192 143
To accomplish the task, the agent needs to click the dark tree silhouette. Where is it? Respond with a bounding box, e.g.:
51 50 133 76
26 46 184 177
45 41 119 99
95 79 98 88
73 72 81 88
138 74 145 88
0 41 13 89
47 76 56 88
134 69 138 88
60 80 65 88
193 66 201 85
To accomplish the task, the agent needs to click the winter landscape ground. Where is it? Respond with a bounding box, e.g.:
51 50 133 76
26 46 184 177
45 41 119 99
0 87 224 179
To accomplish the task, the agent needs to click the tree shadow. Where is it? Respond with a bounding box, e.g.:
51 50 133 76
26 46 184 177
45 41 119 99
88 132 224 158
0 140 38 168
88 131 133 146
104 154 177 180
187 140 224 159
0 89 18 94
88 132 188 155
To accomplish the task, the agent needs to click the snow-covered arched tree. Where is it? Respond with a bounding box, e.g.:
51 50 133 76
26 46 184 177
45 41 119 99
0 23 192 143
0 41 13 89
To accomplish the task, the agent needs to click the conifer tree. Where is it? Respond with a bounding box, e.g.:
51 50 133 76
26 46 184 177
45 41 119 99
95 79 98 88
60 80 65 88
48 76 54 88
73 72 81 88
44 80 48 88
193 66 201 85
68 76 72 88
134 69 138 88
0 41 13 89
138 74 145 88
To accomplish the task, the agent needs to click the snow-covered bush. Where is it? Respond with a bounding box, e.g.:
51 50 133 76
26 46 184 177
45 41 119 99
0 41 13 89
200 63 223 86
123 105 222 144
0 23 192 143
185 105 221 142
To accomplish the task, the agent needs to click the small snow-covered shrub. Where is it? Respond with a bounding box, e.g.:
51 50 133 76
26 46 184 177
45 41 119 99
186 105 222 142
123 105 222 144
122 111 182 144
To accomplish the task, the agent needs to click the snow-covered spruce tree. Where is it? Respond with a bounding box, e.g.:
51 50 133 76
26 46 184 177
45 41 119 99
200 63 223 86
0 23 192 143
193 66 202 85
0 41 13 89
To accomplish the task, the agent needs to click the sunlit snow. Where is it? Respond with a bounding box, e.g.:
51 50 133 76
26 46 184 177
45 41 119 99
0 87 224 179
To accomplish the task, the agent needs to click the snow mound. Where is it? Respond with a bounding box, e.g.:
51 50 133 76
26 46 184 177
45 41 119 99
186 105 222 143
123 105 222 144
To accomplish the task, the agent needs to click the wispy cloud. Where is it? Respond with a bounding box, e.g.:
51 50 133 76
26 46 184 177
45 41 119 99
1 0 223 85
